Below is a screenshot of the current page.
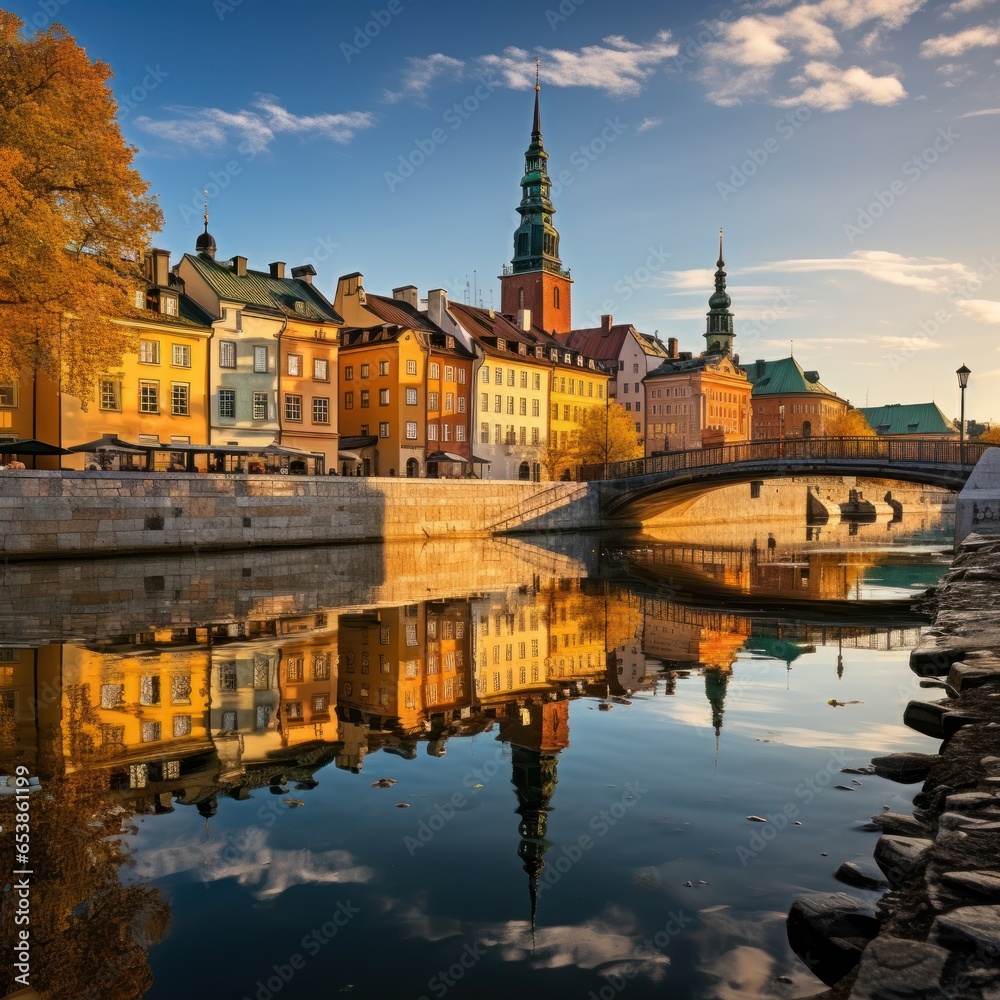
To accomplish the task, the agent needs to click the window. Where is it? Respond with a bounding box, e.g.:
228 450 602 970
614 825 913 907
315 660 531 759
481 367 490 383
533 373 541 390
405 624 418 645
284 394 303 421
379 421 389 438
379 388 389 405
141 721 161 743
495 368 503 385
344 365 354 381
360 363 370 378
519 398 527 415
173 715 192 737
313 397 330 424
287 354 303 376
519 426 526 445
219 389 236 419
481 392 488 412
458 396 466 412
253 346 268 373
379 360 389 376
497 339 506 352
507 397 514 414
623 383 629 394
344 391 354 409
406 421 418 439
253 391 269 420
313 654 330 680
429 392 439 411
219 340 236 368
229 308 243 331
286 702 303 720
361 390 370 408
172 344 191 368
219 662 237 691
445 365 454 381
429 362 440 379
287 657 304 682
312 694 329 713
139 340 159 364
456 425 465 441
406 387 418 405
494 394 502 413
139 381 159 413
480 422 489 443
445 392 454 411
457 369 466 383
313 358 329 381
494 424 501 444
100 683 124 708
507 370 515 386
140 675 161 706
531 427 540 445
428 423 439 440
100 380 121 411
443 423 451 441
406 359 417 375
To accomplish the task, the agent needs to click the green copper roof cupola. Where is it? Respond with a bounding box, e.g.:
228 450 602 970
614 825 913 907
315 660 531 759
509 62 564 276
705 229 734 355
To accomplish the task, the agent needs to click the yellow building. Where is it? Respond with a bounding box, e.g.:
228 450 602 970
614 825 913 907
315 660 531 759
546 345 611 480
275 614 339 748
1 248 214 470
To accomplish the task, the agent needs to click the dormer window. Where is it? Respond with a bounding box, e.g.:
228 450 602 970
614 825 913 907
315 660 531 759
446 336 455 350
550 348 558 362
576 356 584 367
162 295 178 317
519 343 526 355
134 290 145 310
497 338 506 352
564 353 572 364
535 346 543 359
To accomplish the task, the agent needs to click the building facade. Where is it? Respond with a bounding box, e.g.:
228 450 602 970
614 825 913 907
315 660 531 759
746 357 848 439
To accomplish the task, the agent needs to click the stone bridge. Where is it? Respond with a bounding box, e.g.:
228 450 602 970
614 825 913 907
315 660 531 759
582 437 989 522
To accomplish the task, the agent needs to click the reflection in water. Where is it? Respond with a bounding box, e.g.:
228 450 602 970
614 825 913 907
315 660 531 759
0 512 950 999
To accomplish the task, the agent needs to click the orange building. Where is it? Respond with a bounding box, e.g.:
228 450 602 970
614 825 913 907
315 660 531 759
746 357 848 440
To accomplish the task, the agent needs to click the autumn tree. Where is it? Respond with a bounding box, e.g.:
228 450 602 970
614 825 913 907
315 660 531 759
825 408 875 437
978 425 1000 444
0 13 162 402
575 401 644 466
539 433 577 481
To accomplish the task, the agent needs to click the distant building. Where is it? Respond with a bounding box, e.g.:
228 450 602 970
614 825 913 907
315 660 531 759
642 238 753 454
858 402 957 440
746 356 847 439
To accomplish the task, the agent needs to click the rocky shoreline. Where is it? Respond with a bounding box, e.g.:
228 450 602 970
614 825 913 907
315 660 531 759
788 533 1000 999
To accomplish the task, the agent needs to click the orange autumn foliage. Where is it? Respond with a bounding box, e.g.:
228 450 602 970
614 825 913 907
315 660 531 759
0 13 162 401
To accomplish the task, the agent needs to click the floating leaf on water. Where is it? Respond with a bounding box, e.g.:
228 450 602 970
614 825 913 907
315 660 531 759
370 778 397 789
747 815 767 823
472 783 484 789
284 798 305 808
395 802 409 808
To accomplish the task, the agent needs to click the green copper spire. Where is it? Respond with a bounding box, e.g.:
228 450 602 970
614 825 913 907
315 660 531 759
508 63 565 277
705 229 735 355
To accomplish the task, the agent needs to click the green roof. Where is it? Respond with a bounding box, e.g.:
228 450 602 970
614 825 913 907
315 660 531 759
858 402 956 436
746 356 839 398
183 253 342 323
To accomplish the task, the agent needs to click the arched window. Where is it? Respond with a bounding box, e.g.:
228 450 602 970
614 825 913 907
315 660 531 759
518 462 531 481
802 420 812 439
553 286 560 309
406 458 419 478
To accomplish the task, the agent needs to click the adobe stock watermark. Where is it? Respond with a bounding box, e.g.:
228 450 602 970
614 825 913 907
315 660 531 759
178 134 263 226
717 106 814 202
736 750 849 866
299 235 339 272
23 0 71 32
239 902 359 1000
213 0 243 21
403 747 506 856
416 939 488 1000
843 127 959 244
670 11 736 73
117 65 169 123
589 911 692 1000
340 0 410 63
385 73 503 192
738 288 795 355
537 781 648 894
545 0 586 30
884 253 999 373
582 246 670 327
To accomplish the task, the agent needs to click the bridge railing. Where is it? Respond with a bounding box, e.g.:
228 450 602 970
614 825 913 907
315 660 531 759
579 437 992 482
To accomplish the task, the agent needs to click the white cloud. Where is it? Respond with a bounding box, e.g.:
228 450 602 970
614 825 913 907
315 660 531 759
135 94 375 152
776 61 906 110
479 32 679 97
637 117 663 132
959 105 1000 116
743 250 974 294
699 0 924 108
920 25 1000 58
942 0 998 19
382 53 465 104
957 298 1000 322
876 335 943 350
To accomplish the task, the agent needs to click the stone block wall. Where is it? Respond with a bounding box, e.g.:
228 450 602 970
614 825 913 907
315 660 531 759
0 472 607 559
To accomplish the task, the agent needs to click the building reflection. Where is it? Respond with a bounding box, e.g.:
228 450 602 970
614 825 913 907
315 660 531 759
0 565 928 999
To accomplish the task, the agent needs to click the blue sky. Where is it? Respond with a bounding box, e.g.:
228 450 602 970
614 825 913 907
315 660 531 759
12 0 1000 420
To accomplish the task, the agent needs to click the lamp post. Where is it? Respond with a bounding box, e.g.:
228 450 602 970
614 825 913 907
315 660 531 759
957 364 971 464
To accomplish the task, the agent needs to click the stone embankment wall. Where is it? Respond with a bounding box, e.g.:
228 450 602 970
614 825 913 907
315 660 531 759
794 533 1000 999
0 472 612 559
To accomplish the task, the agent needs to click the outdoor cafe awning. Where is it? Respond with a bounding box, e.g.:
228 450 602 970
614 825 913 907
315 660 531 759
426 451 468 463
0 439 70 456
68 434 155 455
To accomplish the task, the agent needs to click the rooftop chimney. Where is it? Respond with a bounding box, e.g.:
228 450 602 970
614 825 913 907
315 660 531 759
151 248 170 287
427 288 448 328
517 308 532 331
679 351 693 361
601 314 613 332
667 337 679 359
393 285 418 308
269 261 286 279
291 264 316 284
755 359 766 378
231 255 247 277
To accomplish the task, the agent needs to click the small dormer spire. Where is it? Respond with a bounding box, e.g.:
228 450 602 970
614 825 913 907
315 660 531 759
718 228 724 268
195 188 217 259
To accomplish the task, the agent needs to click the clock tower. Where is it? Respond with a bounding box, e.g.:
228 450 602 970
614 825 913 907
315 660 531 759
499 66 572 333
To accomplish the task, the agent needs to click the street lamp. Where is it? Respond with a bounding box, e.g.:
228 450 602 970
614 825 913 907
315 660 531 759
957 364 971 464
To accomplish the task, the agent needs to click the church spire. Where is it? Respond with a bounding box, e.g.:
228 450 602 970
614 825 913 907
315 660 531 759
532 60 541 137
705 229 734 355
